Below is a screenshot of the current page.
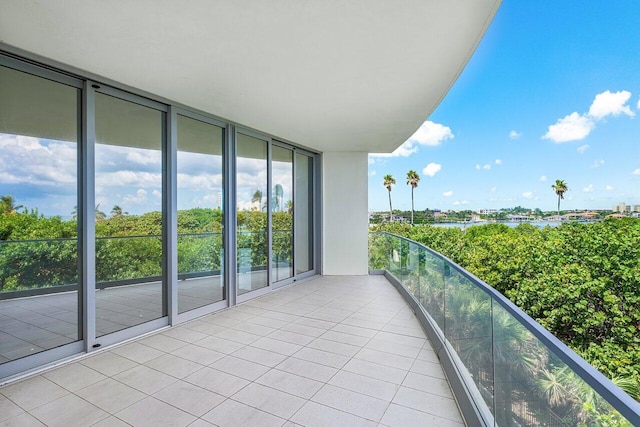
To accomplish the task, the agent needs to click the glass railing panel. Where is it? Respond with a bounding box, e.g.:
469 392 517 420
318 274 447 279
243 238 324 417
368 232 639 427
177 232 224 312
237 229 268 294
0 238 79 362
404 241 420 297
388 234 402 278
493 303 632 426
0 238 78 295
272 229 293 282
418 250 446 332
444 266 494 415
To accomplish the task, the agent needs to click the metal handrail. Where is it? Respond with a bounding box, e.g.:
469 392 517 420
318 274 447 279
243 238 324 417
371 231 640 425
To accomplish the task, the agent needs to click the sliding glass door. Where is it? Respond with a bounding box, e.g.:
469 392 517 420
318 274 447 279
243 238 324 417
236 133 269 295
0 53 318 380
94 91 166 337
271 146 293 282
295 152 314 275
0 63 81 366
176 114 225 313
235 131 316 298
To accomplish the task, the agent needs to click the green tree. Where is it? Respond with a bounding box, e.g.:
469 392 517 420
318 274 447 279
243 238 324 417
551 179 569 218
110 205 127 217
251 190 262 211
0 195 23 214
383 174 396 222
406 170 420 225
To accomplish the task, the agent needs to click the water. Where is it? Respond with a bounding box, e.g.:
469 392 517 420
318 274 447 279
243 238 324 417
429 221 560 229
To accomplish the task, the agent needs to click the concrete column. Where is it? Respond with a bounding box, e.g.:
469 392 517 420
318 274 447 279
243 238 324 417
322 151 368 275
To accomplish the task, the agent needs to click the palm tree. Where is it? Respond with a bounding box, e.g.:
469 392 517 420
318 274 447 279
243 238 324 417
251 190 262 211
286 200 293 215
94 204 107 221
383 174 396 222
273 184 284 212
406 170 420 225
551 179 569 220
0 195 23 214
110 205 127 217
73 204 108 220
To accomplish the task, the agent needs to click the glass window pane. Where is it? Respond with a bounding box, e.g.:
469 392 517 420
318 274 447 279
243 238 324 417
295 153 313 274
177 115 224 313
236 133 268 294
272 146 293 282
0 65 80 363
95 92 164 337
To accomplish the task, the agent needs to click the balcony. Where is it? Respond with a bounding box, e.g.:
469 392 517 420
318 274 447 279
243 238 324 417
0 274 463 426
369 231 640 426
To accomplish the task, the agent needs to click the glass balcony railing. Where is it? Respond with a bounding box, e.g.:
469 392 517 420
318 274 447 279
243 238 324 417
0 230 296 299
369 231 640 427
0 233 224 299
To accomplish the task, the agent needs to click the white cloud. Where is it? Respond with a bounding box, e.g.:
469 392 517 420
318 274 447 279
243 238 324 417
453 200 469 206
543 90 635 144
495 159 502 165
543 112 595 143
490 186 497 193
583 184 594 193
483 164 491 170
588 90 635 120
539 175 547 182
577 144 590 154
369 170 376 176
475 164 480 170
605 185 614 191
0 135 77 186
522 191 534 199
633 168 640 175
368 156 376 164
370 121 453 158
409 121 454 147
591 159 605 168
123 188 148 204
509 130 521 139
422 162 442 177
443 190 453 197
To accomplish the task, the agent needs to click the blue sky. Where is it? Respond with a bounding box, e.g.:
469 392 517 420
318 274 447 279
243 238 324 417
369 2 640 212
2 3 640 218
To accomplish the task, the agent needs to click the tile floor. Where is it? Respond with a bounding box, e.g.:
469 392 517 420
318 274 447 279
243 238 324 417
0 275 464 426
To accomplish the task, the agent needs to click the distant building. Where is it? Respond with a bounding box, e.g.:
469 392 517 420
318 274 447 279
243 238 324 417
613 202 628 213
507 214 532 222
476 208 498 215
612 202 639 213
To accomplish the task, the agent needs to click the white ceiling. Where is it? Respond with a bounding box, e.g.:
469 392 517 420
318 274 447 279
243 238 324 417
0 0 500 153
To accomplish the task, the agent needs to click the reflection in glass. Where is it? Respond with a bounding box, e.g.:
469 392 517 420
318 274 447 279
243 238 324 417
295 153 314 274
236 134 268 294
444 269 494 414
0 65 80 363
271 146 293 282
95 92 164 336
177 115 224 313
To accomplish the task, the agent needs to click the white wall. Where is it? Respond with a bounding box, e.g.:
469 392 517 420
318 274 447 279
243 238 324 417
322 152 369 275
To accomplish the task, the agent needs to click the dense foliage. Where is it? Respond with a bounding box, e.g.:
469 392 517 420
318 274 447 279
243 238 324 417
0 208 291 291
372 220 640 402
